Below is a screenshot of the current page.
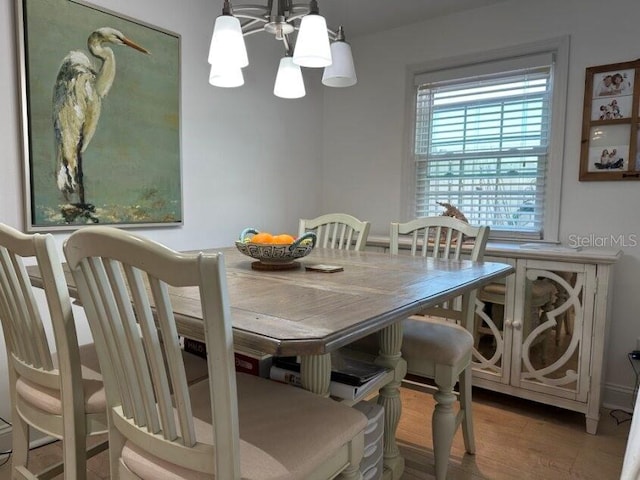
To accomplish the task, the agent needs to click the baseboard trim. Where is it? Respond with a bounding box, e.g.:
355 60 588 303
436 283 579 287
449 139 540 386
603 382 637 414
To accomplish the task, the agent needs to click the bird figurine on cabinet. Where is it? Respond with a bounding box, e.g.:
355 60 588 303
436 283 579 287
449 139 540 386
53 27 149 224
437 201 468 223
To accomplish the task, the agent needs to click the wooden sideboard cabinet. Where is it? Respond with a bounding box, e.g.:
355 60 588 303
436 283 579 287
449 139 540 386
473 243 621 435
367 237 621 434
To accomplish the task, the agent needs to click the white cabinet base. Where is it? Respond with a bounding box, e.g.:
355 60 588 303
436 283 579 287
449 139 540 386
471 243 620 435
366 236 620 435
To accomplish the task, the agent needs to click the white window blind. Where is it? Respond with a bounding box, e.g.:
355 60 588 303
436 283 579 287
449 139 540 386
413 55 554 239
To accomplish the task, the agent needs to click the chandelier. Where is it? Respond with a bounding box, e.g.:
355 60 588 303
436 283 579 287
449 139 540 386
208 0 357 99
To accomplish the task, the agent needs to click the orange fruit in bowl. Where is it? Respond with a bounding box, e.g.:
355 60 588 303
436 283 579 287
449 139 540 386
272 234 296 245
250 232 274 244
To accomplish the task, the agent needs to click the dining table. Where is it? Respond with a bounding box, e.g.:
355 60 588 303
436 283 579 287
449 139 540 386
29 245 513 480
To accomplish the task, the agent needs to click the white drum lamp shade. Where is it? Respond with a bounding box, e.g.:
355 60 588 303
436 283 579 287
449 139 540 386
209 65 245 88
322 40 357 87
273 57 306 98
208 15 249 68
292 14 332 68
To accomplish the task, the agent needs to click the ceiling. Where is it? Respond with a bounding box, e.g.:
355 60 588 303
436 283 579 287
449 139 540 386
318 0 512 38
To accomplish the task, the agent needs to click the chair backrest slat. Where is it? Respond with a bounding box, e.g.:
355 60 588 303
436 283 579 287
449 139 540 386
332 223 342 249
121 265 164 435
83 256 141 420
107 261 162 434
299 213 371 252
0 248 52 368
0 251 28 361
148 274 195 445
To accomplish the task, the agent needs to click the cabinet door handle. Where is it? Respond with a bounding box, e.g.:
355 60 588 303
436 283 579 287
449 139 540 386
505 320 512 328
512 320 522 330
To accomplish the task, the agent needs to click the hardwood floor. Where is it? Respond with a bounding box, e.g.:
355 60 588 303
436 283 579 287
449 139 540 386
399 385 630 479
0 386 630 479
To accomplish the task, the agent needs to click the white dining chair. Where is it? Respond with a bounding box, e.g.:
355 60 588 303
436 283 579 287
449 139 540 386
0 223 108 480
299 213 371 251
393 216 489 480
350 216 488 479
63 226 367 480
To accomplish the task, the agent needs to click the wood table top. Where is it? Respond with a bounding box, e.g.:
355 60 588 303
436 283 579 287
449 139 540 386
29 246 513 357
171 247 513 356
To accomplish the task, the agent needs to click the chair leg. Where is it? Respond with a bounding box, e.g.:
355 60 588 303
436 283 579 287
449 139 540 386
336 432 364 480
62 411 88 480
108 424 127 480
459 366 476 454
432 383 457 480
337 464 362 480
11 413 30 477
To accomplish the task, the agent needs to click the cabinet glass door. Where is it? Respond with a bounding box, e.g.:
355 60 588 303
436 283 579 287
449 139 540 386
472 258 596 402
511 260 595 401
472 258 516 384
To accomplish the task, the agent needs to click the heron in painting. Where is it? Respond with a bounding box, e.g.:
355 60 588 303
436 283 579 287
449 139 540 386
53 27 149 223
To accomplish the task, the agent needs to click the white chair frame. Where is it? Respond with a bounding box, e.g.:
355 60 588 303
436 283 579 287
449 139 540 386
0 224 107 480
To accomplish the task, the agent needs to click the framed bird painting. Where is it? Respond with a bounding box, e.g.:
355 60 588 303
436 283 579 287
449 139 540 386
16 0 183 231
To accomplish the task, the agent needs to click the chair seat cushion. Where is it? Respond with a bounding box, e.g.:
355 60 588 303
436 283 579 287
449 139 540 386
121 373 368 480
402 316 473 368
346 317 473 370
16 343 105 415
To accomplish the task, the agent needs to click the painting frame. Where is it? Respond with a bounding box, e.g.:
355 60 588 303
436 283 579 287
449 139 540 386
16 0 183 231
579 59 640 181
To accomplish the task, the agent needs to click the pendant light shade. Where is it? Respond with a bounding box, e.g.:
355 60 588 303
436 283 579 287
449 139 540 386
273 57 306 98
209 65 245 88
292 14 332 68
322 38 357 87
208 15 248 68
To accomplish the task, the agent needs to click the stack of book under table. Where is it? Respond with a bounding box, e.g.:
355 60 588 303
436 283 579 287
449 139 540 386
269 353 389 401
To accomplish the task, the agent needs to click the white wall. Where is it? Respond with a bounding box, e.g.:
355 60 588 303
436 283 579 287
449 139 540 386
0 0 327 423
321 0 640 408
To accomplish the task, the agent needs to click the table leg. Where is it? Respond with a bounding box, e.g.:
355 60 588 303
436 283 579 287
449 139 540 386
376 322 407 480
300 353 331 397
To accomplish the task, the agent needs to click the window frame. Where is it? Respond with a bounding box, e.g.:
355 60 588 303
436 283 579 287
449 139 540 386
402 37 570 242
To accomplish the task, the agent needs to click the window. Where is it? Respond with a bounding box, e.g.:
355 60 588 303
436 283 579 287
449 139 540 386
409 39 568 240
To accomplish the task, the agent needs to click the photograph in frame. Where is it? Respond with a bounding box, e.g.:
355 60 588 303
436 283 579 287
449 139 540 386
592 69 634 98
591 95 632 121
587 125 629 172
17 0 182 231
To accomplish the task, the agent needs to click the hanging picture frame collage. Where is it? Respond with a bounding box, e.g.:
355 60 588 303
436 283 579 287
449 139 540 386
579 59 640 181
